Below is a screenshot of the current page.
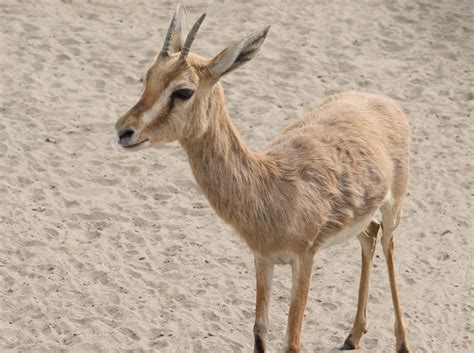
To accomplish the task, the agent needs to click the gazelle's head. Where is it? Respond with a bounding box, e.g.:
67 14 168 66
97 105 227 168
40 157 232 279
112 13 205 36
115 5 270 150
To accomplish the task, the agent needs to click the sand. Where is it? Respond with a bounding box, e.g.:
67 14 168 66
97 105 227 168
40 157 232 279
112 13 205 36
0 0 472 352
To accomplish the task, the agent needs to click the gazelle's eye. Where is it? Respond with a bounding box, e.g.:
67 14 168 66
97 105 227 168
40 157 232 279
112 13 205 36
171 88 194 100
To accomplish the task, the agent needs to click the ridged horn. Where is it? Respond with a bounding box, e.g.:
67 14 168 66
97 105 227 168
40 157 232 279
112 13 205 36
159 12 177 57
180 13 206 59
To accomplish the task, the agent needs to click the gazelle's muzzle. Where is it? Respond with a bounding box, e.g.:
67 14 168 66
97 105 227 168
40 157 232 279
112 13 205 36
117 129 134 145
116 127 149 149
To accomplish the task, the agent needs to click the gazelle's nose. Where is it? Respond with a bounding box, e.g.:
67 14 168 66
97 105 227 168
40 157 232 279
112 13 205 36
117 129 135 146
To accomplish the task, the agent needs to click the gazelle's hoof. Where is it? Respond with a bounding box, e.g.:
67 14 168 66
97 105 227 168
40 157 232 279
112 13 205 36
340 332 364 350
397 342 411 353
254 334 265 353
340 339 356 350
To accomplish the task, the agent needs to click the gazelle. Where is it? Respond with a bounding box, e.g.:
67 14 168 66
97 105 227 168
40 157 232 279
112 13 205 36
115 6 412 353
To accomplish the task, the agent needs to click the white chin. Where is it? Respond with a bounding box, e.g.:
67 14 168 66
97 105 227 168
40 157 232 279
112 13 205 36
120 139 150 151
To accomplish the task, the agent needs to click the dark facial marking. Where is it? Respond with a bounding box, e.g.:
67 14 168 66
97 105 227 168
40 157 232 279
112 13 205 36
144 68 152 84
128 102 146 116
145 98 174 132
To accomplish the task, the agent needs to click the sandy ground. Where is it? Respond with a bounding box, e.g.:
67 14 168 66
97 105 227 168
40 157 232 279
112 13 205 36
0 0 473 352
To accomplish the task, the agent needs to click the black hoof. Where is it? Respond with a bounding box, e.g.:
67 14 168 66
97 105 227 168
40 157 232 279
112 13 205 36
397 343 410 353
254 334 264 353
340 339 356 350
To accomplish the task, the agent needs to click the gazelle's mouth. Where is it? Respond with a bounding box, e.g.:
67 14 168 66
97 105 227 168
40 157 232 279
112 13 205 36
121 139 149 149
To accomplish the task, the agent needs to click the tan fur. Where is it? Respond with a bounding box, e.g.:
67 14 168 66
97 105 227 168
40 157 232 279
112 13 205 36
115 11 412 353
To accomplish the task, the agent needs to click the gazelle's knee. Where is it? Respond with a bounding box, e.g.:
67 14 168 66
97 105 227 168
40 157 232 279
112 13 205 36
380 216 398 255
367 219 380 237
358 219 379 255
381 232 395 257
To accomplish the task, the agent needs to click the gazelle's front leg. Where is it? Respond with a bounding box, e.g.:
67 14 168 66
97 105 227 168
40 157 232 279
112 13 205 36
254 254 274 353
284 253 315 353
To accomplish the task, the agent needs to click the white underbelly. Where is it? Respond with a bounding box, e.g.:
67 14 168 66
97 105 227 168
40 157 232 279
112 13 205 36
321 211 377 249
268 251 296 265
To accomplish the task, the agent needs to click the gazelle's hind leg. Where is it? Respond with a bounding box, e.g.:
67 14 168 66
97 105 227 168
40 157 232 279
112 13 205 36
341 219 380 350
380 199 411 353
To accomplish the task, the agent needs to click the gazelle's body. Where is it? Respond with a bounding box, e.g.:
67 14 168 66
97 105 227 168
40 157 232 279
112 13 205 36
186 87 410 256
115 6 412 353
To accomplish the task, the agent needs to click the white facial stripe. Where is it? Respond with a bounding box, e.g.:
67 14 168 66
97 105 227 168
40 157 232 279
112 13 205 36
174 81 194 89
140 94 168 129
138 81 194 131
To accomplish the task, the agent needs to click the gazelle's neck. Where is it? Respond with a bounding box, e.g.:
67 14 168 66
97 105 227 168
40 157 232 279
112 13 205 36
179 84 274 237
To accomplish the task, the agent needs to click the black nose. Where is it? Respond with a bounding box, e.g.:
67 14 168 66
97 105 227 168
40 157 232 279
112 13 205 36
118 129 134 145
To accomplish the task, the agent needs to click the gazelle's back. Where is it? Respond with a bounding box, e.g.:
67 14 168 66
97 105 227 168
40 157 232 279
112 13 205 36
280 91 410 161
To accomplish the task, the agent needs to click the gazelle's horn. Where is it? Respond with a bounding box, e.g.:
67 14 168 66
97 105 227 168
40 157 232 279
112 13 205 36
180 13 206 59
159 12 177 57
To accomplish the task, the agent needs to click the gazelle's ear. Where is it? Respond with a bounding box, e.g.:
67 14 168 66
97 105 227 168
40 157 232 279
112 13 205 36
208 26 270 79
170 5 187 52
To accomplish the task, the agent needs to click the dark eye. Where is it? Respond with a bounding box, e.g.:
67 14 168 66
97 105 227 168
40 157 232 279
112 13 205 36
171 88 194 100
